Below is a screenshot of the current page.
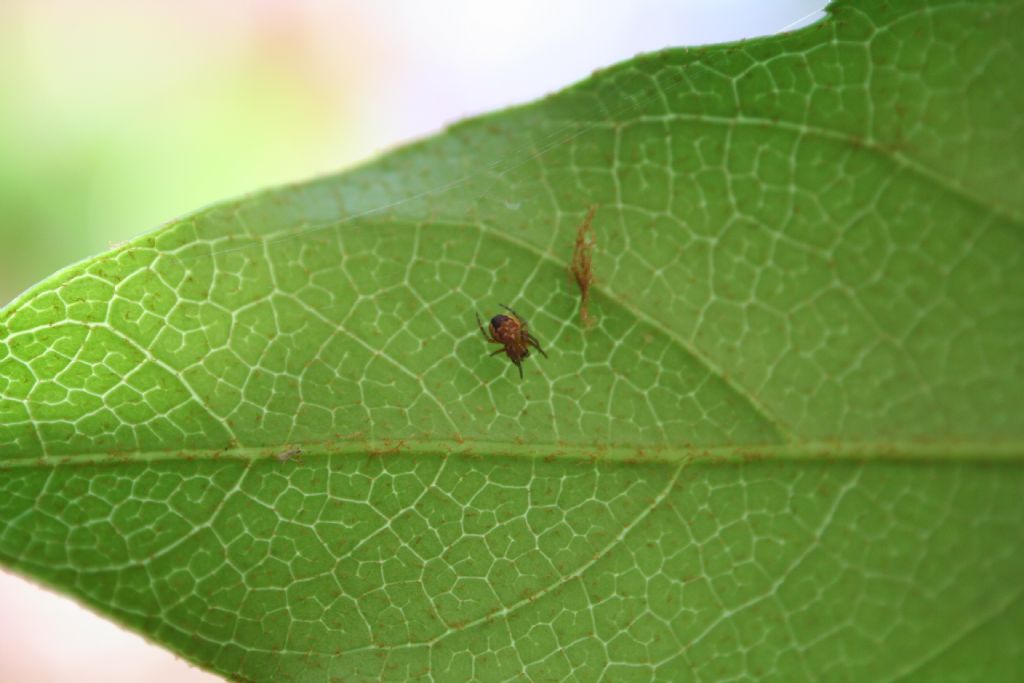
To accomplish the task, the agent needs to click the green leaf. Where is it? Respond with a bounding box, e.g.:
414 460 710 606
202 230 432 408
2 0 1023 680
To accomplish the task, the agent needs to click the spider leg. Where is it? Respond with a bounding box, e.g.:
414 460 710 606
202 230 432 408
526 334 548 358
514 359 524 380
475 312 491 342
490 348 506 356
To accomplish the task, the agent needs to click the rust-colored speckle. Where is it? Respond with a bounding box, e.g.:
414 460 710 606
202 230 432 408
569 205 598 329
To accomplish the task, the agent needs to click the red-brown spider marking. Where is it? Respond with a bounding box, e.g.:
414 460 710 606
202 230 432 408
476 304 548 379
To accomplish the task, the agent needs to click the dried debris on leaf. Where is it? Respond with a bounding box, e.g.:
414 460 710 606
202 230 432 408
276 446 303 463
569 205 598 328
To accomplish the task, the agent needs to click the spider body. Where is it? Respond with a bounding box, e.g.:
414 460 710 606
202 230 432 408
476 304 547 379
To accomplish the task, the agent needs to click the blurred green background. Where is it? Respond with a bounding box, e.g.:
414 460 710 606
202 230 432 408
0 0 381 306
0 1 822 681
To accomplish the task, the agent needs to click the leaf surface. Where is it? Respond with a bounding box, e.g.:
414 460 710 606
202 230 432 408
1 1 1023 681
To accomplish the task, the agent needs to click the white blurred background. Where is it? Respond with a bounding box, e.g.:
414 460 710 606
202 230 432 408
0 1 823 680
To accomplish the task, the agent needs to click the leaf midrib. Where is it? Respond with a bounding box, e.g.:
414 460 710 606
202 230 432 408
3 438 1022 469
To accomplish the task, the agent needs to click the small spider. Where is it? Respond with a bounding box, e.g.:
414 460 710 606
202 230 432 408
476 304 548 379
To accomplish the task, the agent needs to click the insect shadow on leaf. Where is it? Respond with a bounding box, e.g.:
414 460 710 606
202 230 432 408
475 304 548 379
